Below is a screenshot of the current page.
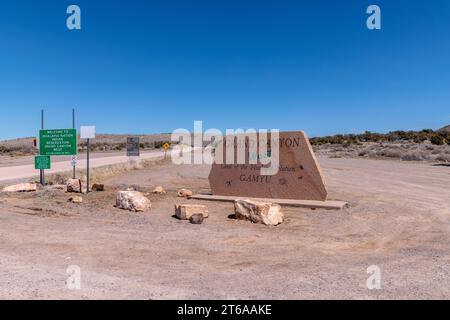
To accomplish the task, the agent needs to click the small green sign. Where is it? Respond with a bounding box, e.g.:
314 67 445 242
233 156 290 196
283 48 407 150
35 155 51 170
39 129 77 156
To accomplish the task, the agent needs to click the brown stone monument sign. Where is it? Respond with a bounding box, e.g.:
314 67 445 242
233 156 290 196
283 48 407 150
208 131 328 201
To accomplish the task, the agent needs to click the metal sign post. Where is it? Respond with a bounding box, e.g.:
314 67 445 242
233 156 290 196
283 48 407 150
40 109 45 186
72 109 76 179
87 138 90 193
80 126 96 194
163 143 171 160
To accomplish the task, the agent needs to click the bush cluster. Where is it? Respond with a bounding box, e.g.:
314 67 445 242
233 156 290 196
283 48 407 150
77 140 170 152
310 130 450 146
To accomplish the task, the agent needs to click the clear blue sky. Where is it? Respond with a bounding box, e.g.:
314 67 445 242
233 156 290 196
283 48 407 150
0 0 449 140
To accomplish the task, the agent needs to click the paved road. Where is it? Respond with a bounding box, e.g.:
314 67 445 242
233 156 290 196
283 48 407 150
0 151 165 183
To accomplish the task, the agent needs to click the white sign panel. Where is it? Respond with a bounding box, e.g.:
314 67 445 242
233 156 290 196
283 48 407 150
70 155 78 167
80 126 96 139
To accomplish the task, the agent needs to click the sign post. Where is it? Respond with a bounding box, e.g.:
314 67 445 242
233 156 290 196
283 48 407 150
163 143 171 159
80 126 96 194
87 138 90 193
72 109 76 179
40 110 45 185
127 137 140 157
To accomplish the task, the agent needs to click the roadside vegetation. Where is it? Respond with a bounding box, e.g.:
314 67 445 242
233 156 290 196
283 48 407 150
0 134 172 157
1 128 450 162
310 129 450 146
311 128 450 162
40 158 170 187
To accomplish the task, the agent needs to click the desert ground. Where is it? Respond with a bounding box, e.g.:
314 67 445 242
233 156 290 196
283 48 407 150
0 155 449 300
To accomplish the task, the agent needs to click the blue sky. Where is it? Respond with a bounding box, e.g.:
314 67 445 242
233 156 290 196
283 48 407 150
0 0 449 140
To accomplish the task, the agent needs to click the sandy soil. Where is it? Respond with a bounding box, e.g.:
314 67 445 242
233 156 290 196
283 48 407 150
0 157 449 300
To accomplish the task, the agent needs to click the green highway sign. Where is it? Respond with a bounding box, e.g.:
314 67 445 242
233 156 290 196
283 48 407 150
35 155 51 170
39 129 77 156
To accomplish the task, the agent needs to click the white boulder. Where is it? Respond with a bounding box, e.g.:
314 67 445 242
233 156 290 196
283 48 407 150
177 189 193 198
67 179 82 193
116 191 151 212
152 186 166 194
234 199 284 226
175 204 208 220
2 183 37 193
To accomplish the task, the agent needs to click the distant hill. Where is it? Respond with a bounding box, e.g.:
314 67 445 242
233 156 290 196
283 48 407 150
0 134 172 156
2 127 450 157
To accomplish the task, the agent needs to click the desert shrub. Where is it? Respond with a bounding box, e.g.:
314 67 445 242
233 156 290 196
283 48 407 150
359 131 383 142
0 144 37 155
140 142 153 149
46 173 70 185
367 150 378 158
435 154 450 162
154 141 169 149
430 135 445 145
401 151 425 161
44 157 167 186
446 134 450 145
379 148 402 158
358 149 369 157
309 129 443 146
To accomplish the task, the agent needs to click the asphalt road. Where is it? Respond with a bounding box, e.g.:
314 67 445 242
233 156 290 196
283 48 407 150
0 151 165 183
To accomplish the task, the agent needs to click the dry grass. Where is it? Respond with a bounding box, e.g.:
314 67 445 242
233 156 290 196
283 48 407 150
38 157 170 186
314 141 450 162
3 129 450 164
77 134 172 152
0 138 37 156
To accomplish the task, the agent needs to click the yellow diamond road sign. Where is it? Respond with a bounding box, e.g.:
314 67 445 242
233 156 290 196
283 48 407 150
163 143 170 150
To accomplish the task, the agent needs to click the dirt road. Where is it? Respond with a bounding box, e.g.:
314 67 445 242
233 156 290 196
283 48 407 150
0 157 449 299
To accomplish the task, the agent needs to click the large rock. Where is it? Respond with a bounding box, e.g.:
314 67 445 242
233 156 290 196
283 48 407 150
92 184 105 192
175 204 208 220
116 191 151 212
189 214 204 225
177 189 193 198
209 131 328 201
152 186 166 194
68 196 83 204
2 183 37 193
67 179 82 193
234 199 284 226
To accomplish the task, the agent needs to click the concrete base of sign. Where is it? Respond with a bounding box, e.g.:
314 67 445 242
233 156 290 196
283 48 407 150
189 194 349 210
